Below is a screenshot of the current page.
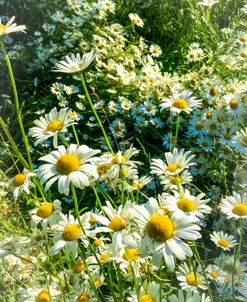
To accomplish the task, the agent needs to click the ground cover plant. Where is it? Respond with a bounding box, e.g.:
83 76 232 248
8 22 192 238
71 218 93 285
0 0 247 301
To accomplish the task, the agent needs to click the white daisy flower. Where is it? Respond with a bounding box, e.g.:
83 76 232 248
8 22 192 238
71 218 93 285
128 13 144 27
0 16 26 37
128 281 162 302
30 199 62 229
50 213 91 257
37 144 100 195
18 285 60 302
176 263 207 292
163 188 211 218
151 148 195 177
28 107 77 148
50 82 64 96
168 290 211 302
206 264 223 281
198 0 219 7
53 50 97 73
210 231 237 251
219 191 247 219
9 170 35 199
160 91 202 115
232 128 247 153
131 198 201 271
160 170 193 190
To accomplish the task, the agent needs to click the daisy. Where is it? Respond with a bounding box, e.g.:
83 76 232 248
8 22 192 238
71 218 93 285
206 264 223 282
176 263 207 292
219 191 247 219
210 231 237 251
160 170 193 190
28 107 77 148
65 279 98 302
50 82 64 96
160 91 202 115
50 213 91 257
131 198 201 271
37 144 100 195
163 188 211 218
151 148 195 177
52 50 97 73
232 128 247 153
128 281 162 302
128 13 144 27
9 170 35 199
198 0 219 7
0 16 26 37
168 290 211 302
18 284 61 302
30 199 62 229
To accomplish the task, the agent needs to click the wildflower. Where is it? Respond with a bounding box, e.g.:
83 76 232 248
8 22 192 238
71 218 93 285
131 198 201 271
168 290 211 302
232 128 247 153
198 0 219 7
176 263 207 292
0 16 26 37
160 91 202 115
9 170 35 199
128 13 144 27
37 144 100 195
53 50 97 73
206 264 223 282
128 281 161 302
29 107 77 148
210 231 237 251
220 192 247 219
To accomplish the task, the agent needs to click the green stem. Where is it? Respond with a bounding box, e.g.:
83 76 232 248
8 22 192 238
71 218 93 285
0 39 33 170
58 133 69 147
173 114 180 149
80 72 114 154
72 124 80 145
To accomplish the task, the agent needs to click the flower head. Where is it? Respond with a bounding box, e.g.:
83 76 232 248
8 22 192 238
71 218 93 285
0 16 26 37
53 50 97 73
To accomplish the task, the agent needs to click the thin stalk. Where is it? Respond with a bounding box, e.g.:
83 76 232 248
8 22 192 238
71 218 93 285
58 134 69 147
72 124 80 145
173 114 180 149
0 40 32 170
80 72 114 154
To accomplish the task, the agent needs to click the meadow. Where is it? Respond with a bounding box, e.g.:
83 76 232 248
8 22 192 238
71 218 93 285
0 0 247 301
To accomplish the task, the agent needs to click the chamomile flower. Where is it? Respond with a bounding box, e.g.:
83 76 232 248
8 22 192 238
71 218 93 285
29 107 77 148
131 198 201 271
50 82 64 96
220 191 247 219
9 170 35 199
18 285 61 302
168 290 211 302
128 281 161 302
30 200 62 229
53 50 97 73
232 128 247 153
210 231 237 251
160 170 193 190
198 0 219 7
151 148 195 177
206 264 223 282
50 213 91 257
0 16 26 37
163 188 211 218
176 263 207 292
128 13 144 27
37 144 100 195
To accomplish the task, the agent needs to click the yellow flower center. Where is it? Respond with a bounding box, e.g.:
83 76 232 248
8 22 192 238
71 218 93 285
93 239 102 247
224 277 231 285
240 136 247 148
89 217 98 225
100 251 110 262
160 206 170 215
74 260 85 273
36 203 54 218
223 133 231 140
229 99 239 110
210 271 219 279
240 35 247 43
186 273 198 286
97 163 112 175
210 87 217 96
240 50 247 58
166 163 180 173
0 23 6 31
122 248 139 261
12 173 26 187
195 123 204 130
112 155 127 164
177 197 197 212
146 215 174 242
172 98 189 109
218 239 230 248
35 290 51 302
170 176 182 185
232 204 247 216
94 279 102 287
46 120 64 132
77 292 89 302
63 224 81 241
140 295 154 302
206 111 212 119
56 154 80 175
108 216 127 231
